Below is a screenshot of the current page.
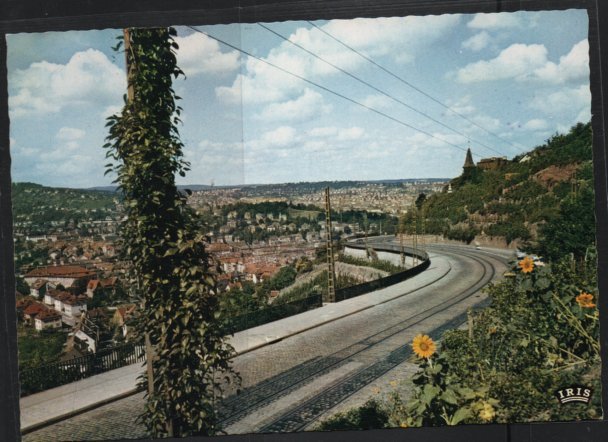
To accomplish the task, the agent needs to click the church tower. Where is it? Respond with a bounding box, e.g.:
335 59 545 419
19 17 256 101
463 147 475 171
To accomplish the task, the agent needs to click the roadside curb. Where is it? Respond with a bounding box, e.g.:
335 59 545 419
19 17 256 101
21 387 142 435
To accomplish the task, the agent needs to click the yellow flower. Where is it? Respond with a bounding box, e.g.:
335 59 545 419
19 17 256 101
518 256 534 273
412 334 436 359
400 421 408 428
479 402 496 422
576 292 596 308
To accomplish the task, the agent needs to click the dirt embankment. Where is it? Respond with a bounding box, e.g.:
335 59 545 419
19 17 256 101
279 262 388 296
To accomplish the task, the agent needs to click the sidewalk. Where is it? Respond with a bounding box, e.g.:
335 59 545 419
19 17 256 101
20 253 449 433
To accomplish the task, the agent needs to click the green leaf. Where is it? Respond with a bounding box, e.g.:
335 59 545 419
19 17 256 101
441 388 459 405
421 384 441 405
450 407 471 425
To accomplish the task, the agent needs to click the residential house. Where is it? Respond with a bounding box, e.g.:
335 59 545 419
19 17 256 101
16 298 37 321
24 265 97 294
111 304 137 339
23 302 48 324
29 279 49 298
34 309 62 331
73 314 101 353
86 279 101 298
45 290 88 326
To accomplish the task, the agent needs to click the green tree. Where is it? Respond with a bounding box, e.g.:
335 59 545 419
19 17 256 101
415 193 427 211
537 184 595 262
15 276 30 295
104 28 236 437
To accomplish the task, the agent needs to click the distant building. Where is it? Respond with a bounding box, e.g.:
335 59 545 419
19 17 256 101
23 302 47 324
112 304 137 339
34 309 62 331
86 279 101 298
24 265 97 293
477 157 510 171
29 279 49 298
44 289 88 326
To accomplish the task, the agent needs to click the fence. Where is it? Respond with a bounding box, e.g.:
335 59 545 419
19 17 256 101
19 342 145 397
19 295 323 396
336 243 430 302
335 258 430 301
225 293 323 334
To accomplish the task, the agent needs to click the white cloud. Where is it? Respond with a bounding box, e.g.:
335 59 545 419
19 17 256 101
306 125 365 142
467 12 521 29
445 96 476 116
175 33 240 77
406 131 467 152
455 43 548 83
575 107 591 124
361 94 394 109
337 126 365 141
522 118 548 131
534 39 589 84
102 105 123 119
455 40 589 85
9 137 39 158
530 85 590 115
261 126 298 147
462 31 491 51
9 49 125 118
216 15 460 105
256 89 331 122
471 114 501 131
56 127 85 141
309 126 338 137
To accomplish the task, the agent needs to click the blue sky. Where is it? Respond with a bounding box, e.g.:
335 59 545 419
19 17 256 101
7 9 590 187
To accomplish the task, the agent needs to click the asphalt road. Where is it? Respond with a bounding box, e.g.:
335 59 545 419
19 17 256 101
22 242 512 441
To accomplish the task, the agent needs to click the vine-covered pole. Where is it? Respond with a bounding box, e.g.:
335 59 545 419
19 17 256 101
105 27 237 438
122 27 156 403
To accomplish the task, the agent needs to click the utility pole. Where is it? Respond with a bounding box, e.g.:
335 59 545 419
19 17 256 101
400 211 405 267
124 28 157 413
363 212 369 257
413 209 418 266
324 187 336 303
421 206 426 254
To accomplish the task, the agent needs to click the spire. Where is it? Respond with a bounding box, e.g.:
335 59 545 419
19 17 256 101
463 147 475 169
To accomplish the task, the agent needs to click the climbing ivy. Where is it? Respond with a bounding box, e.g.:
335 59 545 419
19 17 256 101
104 27 237 437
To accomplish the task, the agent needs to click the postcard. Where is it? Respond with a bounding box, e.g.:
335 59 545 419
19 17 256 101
6 7 603 440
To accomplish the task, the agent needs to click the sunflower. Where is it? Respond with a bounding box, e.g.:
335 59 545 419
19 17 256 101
518 256 534 273
412 334 436 359
479 402 496 422
576 292 596 308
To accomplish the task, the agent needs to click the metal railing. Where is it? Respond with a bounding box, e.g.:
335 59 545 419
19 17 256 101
19 342 145 397
225 293 323 334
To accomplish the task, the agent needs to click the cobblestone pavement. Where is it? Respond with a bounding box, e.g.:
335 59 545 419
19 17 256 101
22 245 508 441
21 392 147 441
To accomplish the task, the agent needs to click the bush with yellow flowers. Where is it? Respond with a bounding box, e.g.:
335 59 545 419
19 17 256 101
397 250 601 425
385 335 500 427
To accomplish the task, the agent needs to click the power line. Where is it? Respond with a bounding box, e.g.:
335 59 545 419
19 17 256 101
258 22 508 158
188 26 479 158
306 20 526 153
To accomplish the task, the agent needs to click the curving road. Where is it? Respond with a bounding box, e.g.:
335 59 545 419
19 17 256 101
22 240 512 440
